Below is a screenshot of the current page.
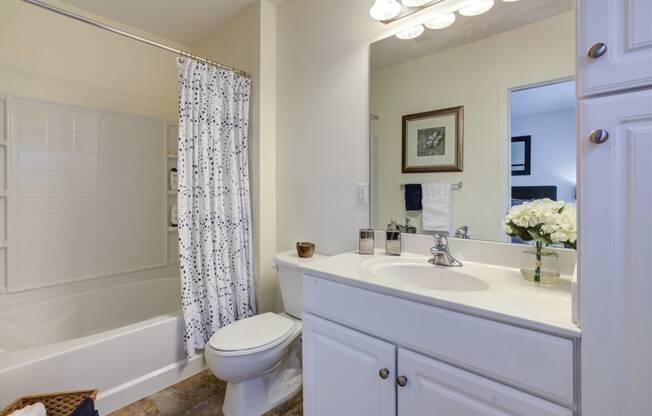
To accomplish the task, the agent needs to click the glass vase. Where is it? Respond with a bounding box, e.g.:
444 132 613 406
520 241 560 286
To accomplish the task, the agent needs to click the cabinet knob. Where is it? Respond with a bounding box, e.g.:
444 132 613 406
397 375 408 387
587 42 607 59
379 368 390 379
589 129 610 144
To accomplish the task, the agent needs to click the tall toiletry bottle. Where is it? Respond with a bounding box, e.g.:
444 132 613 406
169 168 178 192
385 219 401 256
170 204 178 227
359 229 375 255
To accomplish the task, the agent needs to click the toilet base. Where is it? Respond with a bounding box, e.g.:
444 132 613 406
222 340 302 416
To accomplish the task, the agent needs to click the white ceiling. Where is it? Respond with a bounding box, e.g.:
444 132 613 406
58 0 283 46
511 80 576 118
371 0 573 71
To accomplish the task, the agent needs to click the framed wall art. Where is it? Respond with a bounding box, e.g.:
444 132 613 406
402 106 464 173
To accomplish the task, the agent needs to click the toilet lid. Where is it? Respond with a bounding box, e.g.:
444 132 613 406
208 313 296 352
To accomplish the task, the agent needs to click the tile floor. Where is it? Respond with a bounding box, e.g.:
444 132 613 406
108 370 302 416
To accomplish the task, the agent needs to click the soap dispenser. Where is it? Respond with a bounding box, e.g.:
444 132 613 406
385 218 401 256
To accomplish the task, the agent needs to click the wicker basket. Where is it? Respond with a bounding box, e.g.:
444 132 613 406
0 390 98 416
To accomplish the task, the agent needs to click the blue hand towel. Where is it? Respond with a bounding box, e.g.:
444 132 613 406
404 184 422 211
69 398 98 416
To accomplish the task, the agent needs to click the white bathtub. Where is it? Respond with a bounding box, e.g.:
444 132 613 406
0 275 206 414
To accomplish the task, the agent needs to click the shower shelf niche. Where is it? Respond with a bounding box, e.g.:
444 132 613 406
166 124 179 265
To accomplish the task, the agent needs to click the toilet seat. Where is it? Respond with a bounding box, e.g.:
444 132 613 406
208 313 299 357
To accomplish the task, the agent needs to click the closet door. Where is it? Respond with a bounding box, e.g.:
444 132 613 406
578 0 652 96
302 313 396 416
396 349 572 416
579 88 652 416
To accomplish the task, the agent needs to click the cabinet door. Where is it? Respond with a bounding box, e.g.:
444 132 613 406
397 349 572 416
579 89 652 416
302 313 396 416
578 0 652 97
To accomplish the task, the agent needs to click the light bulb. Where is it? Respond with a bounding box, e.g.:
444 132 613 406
459 0 495 16
370 0 402 21
402 0 432 7
396 24 425 40
425 12 456 29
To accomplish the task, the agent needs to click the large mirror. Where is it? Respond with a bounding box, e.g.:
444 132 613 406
370 0 576 243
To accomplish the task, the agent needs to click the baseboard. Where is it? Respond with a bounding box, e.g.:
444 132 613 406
96 354 207 415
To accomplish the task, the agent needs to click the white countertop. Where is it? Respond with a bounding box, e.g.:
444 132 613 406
300 250 581 338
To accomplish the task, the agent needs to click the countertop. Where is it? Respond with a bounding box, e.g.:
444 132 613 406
299 250 581 338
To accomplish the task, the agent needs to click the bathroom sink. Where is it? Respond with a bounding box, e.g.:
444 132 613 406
362 257 490 292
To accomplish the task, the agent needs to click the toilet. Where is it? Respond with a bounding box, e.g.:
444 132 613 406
205 250 325 416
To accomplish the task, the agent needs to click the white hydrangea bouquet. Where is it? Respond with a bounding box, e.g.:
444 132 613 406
503 199 577 284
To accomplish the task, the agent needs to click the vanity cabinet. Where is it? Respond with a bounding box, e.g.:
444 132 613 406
302 275 579 416
579 89 652 416
303 311 573 416
397 349 572 416
302 313 396 416
578 0 652 96
578 0 652 414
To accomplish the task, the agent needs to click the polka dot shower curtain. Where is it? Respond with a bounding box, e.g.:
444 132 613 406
177 57 256 355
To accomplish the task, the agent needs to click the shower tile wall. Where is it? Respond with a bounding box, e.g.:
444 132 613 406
15 103 98 287
9 98 167 292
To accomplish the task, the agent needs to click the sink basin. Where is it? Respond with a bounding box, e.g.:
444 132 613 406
362 257 490 292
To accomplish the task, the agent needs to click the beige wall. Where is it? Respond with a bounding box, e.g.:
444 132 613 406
256 1 279 313
371 12 575 241
0 0 185 122
192 3 260 75
275 0 394 255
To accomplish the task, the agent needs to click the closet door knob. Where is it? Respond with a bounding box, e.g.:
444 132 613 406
587 42 607 59
397 375 408 387
589 129 610 144
379 368 390 379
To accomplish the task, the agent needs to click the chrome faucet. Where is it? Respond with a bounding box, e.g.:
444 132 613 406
429 234 462 267
454 225 470 240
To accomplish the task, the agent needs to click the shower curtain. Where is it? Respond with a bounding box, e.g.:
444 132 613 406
177 58 256 354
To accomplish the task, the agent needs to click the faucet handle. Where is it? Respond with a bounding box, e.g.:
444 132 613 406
434 234 449 249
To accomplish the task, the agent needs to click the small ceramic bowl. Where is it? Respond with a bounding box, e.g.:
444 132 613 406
296 242 316 258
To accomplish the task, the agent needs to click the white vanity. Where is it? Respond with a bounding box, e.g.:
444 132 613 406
299 242 579 416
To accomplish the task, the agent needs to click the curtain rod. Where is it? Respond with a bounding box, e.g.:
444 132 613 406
21 0 253 78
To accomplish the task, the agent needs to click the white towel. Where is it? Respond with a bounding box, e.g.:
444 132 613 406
422 183 452 234
8 403 46 416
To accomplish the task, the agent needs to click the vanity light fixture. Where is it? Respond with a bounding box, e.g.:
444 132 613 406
370 0 402 21
396 24 425 40
378 0 510 38
425 12 456 30
459 0 495 16
402 0 433 6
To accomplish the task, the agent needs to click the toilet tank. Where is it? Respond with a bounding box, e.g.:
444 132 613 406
274 250 326 319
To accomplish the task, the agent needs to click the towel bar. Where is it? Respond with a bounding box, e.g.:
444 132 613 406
400 182 463 190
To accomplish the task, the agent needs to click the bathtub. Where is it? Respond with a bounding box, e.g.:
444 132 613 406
0 275 206 414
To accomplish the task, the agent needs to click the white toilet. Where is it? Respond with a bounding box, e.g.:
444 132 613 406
205 250 324 416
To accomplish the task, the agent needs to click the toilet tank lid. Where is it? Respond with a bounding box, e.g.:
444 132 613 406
274 250 327 270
